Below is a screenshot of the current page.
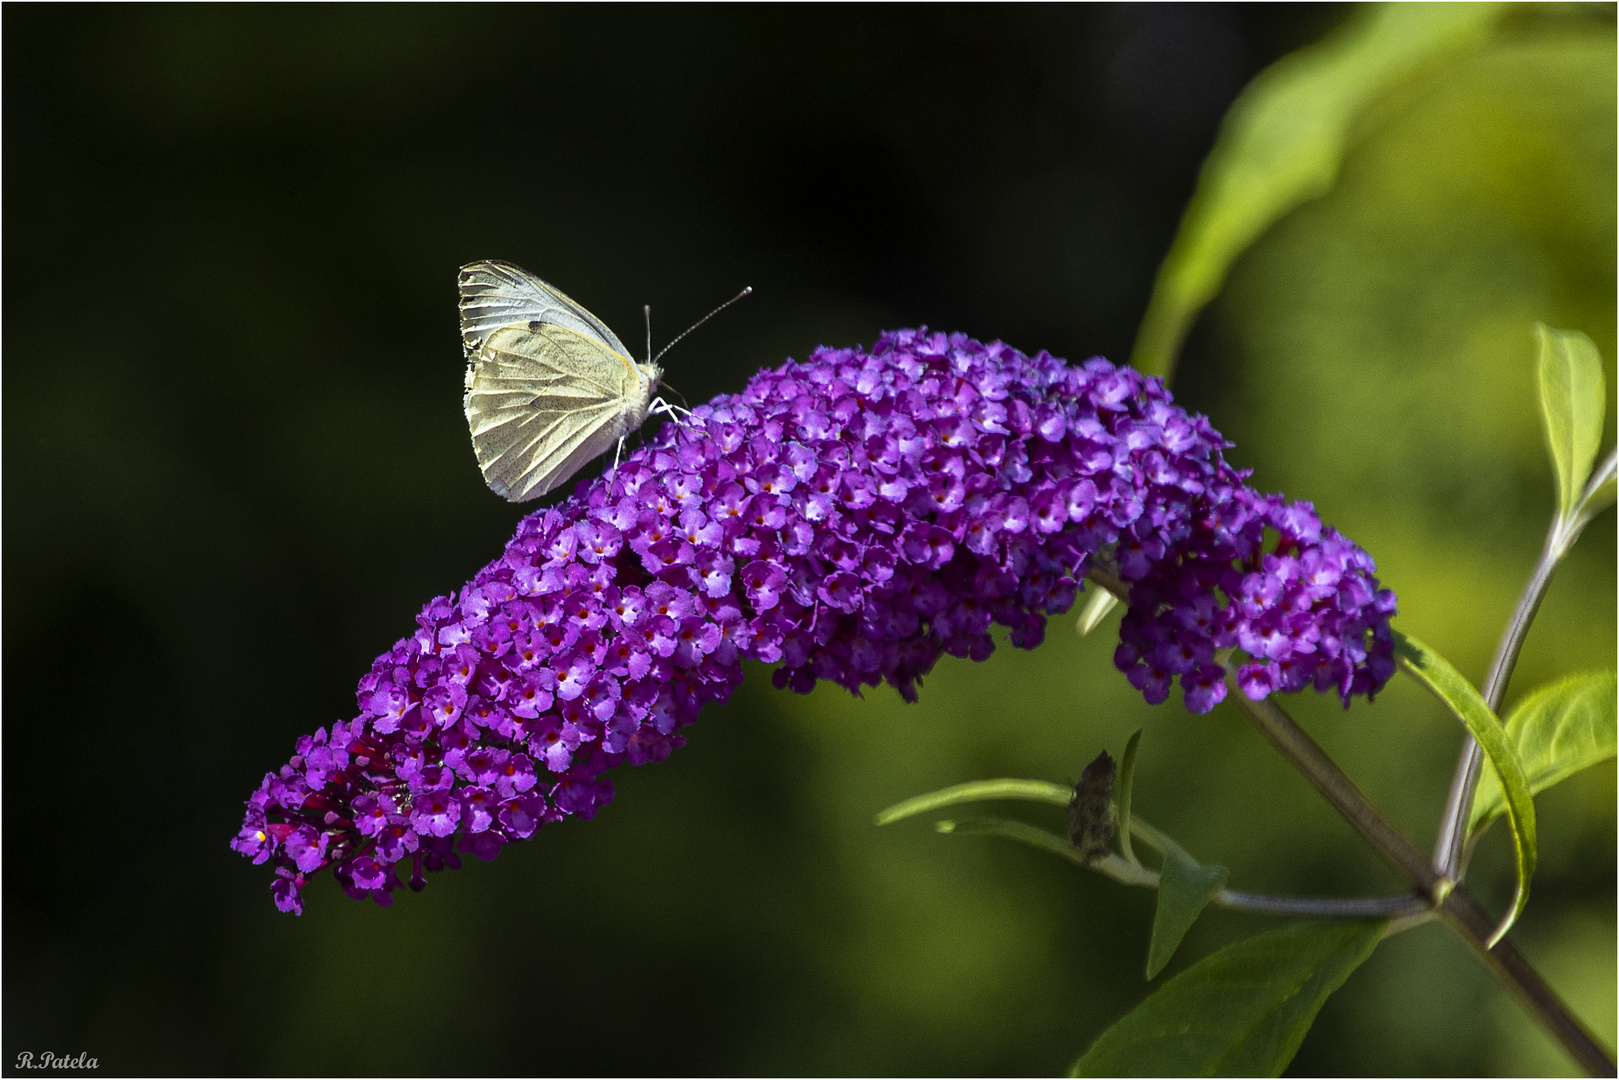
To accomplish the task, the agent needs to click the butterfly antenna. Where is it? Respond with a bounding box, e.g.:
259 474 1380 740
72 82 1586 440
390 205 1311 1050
644 304 653 365
660 382 691 409
652 378 693 411
652 286 752 365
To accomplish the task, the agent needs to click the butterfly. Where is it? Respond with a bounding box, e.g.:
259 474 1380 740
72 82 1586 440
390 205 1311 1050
457 260 670 502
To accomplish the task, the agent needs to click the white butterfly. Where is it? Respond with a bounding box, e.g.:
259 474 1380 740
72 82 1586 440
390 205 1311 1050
458 260 672 502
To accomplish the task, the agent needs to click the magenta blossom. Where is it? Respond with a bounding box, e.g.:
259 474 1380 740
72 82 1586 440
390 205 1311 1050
232 329 1394 913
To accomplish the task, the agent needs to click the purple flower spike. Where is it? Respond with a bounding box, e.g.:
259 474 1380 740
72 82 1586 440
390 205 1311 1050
232 329 1395 913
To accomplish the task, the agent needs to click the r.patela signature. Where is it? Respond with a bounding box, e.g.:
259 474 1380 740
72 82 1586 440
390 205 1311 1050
14 1052 98 1070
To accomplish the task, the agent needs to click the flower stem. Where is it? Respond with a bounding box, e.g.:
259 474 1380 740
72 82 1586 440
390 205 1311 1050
1432 513 1563 877
1105 826 1430 920
1235 692 1450 893
1085 563 1131 603
1215 890 1428 920
1233 689 1615 1076
1436 886 1616 1077
1437 446 1617 877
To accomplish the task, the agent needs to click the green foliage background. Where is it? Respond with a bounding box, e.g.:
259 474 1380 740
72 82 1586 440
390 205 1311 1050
4 5 1612 1075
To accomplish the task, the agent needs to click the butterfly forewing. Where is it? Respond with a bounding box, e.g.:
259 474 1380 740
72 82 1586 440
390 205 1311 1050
464 321 655 501
457 260 634 358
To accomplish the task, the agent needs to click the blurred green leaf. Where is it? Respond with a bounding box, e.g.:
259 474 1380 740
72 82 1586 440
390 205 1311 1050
1116 729 1143 866
1075 589 1119 636
1394 630 1535 944
1536 324 1608 523
874 778 1070 825
1472 669 1618 832
1070 920 1386 1077
1146 845 1229 980
1131 1 1506 379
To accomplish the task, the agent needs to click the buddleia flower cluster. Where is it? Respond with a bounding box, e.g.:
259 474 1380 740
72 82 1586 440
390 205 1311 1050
232 329 1395 913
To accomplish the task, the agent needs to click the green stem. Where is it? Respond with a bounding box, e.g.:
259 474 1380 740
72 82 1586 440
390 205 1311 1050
1125 814 1171 855
1235 692 1450 893
1434 516 1560 876
1085 563 1131 604
1231 688 1614 1076
1437 445 1617 877
945 817 1432 920
1216 890 1428 920
1115 828 1429 920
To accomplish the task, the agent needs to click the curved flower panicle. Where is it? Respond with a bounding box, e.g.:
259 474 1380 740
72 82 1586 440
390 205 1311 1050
232 329 1395 913
1113 498 1397 713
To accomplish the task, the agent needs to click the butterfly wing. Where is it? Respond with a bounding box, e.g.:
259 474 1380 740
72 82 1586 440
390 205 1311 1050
464 322 654 501
457 260 635 359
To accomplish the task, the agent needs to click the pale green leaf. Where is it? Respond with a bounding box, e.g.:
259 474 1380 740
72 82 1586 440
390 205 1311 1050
936 818 1159 889
1394 631 1535 944
1071 920 1385 1077
1536 324 1608 522
1146 845 1229 980
1472 669 1617 832
1131 2 1506 379
874 778 1070 826
1075 589 1119 636
935 816 1089 866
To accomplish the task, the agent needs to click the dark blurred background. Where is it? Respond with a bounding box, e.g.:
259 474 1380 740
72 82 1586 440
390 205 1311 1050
4 4 1613 1075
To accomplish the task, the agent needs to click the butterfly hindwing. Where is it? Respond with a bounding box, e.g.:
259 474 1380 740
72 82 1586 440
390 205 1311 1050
464 322 653 501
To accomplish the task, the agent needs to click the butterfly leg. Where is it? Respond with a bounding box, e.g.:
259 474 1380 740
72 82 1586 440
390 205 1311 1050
649 397 695 426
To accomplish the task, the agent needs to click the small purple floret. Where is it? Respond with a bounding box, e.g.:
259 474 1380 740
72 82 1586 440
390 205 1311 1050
232 329 1395 912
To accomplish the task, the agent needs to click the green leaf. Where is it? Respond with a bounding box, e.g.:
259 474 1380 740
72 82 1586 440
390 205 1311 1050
1116 729 1143 866
1536 324 1608 523
1071 920 1385 1077
936 816 1093 869
1146 845 1230 980
937 817 1159 889
1394 631 1535 944
1075 589 1119 636
1130 3 1506 379
874 778 1070 825
1471 669 1618 832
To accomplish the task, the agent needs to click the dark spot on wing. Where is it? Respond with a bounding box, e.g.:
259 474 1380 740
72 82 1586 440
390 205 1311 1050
528 320 543 331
